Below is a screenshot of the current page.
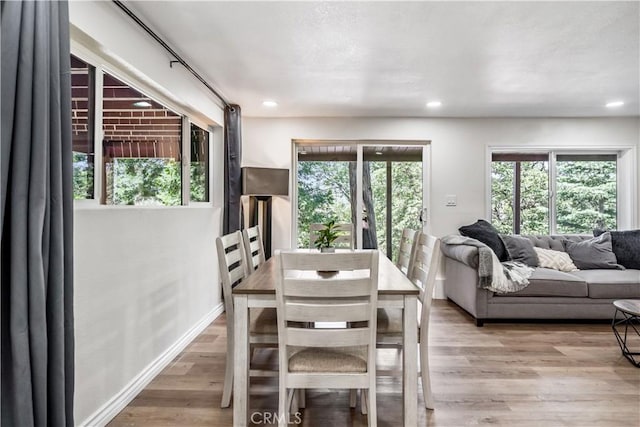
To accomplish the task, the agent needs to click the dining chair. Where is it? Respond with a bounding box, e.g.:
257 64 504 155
242 225 266 272
375 232 441 410
395 228 418 275
275 250 379 427
216 231 278 408
309 222 355 249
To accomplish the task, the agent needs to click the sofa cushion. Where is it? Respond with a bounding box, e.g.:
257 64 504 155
526 235 591 251
459 219 509 262
594 229 640 270
534 247 578 272
571 269 640 299
563 232 624 270
502 235 538 267
495 267 588 297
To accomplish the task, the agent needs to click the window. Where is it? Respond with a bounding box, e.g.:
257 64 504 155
556 154 617 233
190 124 210 202
102 73 183 206
491 153 549 234
70 53 214 206
491 151 619 235
71 55 95 199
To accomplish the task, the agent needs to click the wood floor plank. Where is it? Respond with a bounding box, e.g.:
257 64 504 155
108 300 640 426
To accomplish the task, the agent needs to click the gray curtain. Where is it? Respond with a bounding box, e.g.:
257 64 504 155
1 1 75 426
223 104 242 234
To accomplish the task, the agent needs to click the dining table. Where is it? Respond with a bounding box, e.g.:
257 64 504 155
232 249 420 426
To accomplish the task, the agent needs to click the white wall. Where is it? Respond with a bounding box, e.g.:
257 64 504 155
69 2 225 424
74 208 221 423
242 117 640 251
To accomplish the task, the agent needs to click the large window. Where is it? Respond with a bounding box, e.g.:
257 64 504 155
70 52 212 206
296 142 425 259
102 73 183 206
491 152 618 235
71 55 95 200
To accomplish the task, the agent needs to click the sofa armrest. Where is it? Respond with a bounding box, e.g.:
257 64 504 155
440 242 479 269
444 257 489 323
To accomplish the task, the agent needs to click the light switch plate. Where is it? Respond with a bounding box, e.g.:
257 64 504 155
445 195 457 207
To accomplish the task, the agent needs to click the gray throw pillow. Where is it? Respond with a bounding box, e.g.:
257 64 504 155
501 235 539 267
563 232 625 270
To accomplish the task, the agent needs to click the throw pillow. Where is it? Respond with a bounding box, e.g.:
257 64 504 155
564 232 624 270
501 235 538 267
594 229 640 269
534 247 578 272
459 219 509 262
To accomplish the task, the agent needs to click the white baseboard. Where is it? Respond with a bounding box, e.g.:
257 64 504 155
80 302 225 427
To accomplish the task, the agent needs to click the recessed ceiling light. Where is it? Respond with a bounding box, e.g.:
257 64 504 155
605 100 624 108
375 151 383 155
133 101 152 107
426 101 442 108
299 150 307 155
262 100 278 107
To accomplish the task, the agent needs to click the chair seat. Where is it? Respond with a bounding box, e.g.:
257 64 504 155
376 308 404 335
250 307 278 334
288 346 368 373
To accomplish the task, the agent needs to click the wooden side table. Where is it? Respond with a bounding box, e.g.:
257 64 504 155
612 299 640 367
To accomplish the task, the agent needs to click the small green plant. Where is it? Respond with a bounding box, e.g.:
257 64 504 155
314 219 341 250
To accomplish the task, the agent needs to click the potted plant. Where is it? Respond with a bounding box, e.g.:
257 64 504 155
314 219 340 253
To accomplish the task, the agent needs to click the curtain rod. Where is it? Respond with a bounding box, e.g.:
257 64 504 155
111 0 231 109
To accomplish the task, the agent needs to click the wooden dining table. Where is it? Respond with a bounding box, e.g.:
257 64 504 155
232 250 420 426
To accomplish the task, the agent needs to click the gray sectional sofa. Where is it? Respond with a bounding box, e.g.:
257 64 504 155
442 235 640 326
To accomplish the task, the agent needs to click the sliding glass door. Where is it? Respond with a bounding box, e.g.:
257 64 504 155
294 141 429 261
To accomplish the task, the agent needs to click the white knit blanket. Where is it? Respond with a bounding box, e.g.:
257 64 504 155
441 235 534 294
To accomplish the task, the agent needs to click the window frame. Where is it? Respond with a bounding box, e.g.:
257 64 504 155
486 146 638 234
70 44 215 208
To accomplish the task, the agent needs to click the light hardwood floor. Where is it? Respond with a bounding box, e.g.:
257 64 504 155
108 300 640 426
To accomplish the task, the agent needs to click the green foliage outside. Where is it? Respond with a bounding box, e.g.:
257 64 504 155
72 152 94 200
369 161 422 256
297 159 423 260
190 162 207 202
297 161 351 247
556 161 617 233
492 160 616 234
106 158 182 205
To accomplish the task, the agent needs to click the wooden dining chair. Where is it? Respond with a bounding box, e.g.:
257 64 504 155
242 225 266 272
216 231 278 408
275 250 379 427
395 228 418 275
309 222 354 249
375 232 441 409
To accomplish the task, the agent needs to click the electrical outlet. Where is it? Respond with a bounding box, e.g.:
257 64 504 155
445 195 457 207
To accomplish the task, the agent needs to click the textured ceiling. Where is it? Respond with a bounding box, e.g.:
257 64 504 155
125 1 639 118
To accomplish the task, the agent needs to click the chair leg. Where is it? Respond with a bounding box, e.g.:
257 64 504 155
367 389 377 427
361 389 368 415
220 332 234 408
420 330 435 410
288 389 297 413
349 389 357 408
279 386 288 427
297 389 306 409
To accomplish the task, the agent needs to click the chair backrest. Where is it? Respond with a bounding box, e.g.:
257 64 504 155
275 250 379 356
395 228 418 275
216 231 250 321
309 223 354 249
407 232 441 322
242 225 266 272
